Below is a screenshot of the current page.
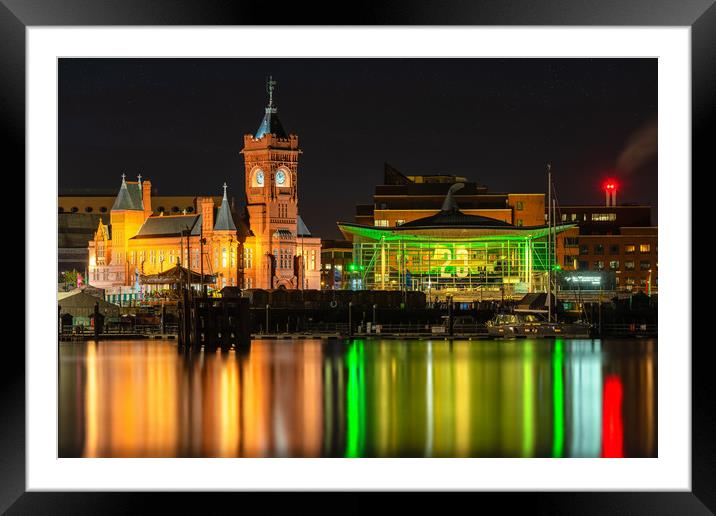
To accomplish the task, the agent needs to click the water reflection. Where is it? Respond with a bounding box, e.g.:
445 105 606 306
59 339 657 458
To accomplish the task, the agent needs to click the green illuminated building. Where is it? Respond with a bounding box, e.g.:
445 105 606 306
338 184 574 299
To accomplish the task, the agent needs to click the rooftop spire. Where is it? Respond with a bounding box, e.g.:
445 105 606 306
254 75 288 139
112 173 141 211
214 183 237 231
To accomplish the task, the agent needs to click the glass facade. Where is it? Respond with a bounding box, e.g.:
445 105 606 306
350 237 552 296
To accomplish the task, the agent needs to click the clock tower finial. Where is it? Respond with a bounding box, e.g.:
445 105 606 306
267 75 277 110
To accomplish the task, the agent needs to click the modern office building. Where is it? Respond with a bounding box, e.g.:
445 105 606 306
553 182 657 294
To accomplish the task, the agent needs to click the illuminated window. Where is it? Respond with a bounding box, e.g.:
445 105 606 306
625 261 635 270
571 213 577 221
594 261 604 270
624 245 636 254
395 220 405 226
561 213 566 221
231 247 236 267
640 244 651 253
311 250 316 270
516 219 523 227
609 260 619 270
244 248 253 269
374 220 389 227
222 248 227 268
130 251 135 264
516 201 524 211
149 250 156 264
591 213 617 221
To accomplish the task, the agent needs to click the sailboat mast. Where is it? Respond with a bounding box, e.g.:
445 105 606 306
547 163 552 323
552 197 557 321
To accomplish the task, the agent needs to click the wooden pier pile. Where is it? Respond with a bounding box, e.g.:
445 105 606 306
178 289 250 350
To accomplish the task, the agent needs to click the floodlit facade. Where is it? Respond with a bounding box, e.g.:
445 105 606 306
339 184 574 300
87 78 321 295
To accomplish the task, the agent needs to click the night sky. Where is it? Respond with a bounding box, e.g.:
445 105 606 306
59 58 657 239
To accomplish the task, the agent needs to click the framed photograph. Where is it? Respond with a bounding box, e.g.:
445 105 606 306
5 0 710 512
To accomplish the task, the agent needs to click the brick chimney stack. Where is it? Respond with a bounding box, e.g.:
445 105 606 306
142 179 152 219
198 197 215 236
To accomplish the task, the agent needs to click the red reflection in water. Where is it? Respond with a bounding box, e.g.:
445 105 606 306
602 375 624 458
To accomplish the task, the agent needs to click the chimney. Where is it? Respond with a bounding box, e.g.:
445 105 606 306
142 179 152 218
198 197 215 235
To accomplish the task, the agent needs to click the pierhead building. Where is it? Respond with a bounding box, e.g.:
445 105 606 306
87 78 321 295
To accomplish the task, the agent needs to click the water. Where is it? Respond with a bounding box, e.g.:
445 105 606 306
59 338 656 458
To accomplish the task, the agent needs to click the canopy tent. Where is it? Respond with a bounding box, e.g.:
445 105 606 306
139 264 216 286
58 291 120 317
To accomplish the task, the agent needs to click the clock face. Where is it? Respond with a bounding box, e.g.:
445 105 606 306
255 169 264 186
275 170 286 186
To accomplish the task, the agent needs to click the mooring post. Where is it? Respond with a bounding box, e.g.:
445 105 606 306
265 304 270 335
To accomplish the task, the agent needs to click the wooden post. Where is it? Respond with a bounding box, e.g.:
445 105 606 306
448 295 454 337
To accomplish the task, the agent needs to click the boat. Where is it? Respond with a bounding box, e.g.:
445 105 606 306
486 312 545 338
486 311 592 338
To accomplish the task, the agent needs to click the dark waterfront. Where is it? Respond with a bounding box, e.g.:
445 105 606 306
59 339 656 458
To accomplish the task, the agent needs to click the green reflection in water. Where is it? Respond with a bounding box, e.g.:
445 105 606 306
521 341 534 457
552 339 565 458
345 340 366 457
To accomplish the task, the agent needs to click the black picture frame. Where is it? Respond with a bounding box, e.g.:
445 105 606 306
4 0 710 513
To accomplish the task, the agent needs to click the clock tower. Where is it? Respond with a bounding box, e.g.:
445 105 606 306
241 77 307 289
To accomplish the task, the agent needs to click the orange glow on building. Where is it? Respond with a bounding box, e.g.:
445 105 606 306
87 80 321 294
